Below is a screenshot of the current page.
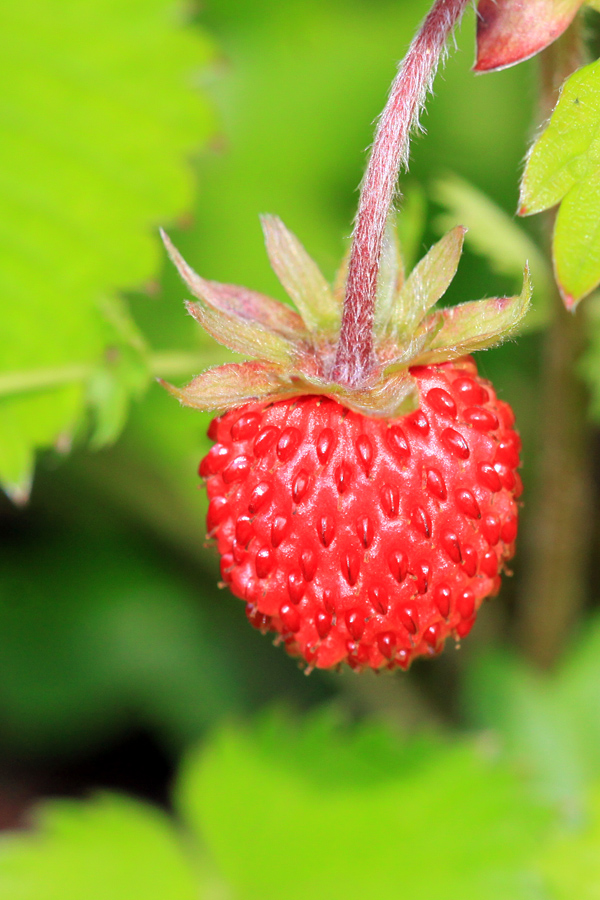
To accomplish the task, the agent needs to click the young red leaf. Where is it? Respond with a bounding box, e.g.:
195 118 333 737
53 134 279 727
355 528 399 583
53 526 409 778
474 0 583 73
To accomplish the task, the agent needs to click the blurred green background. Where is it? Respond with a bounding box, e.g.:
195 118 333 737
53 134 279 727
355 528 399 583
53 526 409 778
2 0 600 897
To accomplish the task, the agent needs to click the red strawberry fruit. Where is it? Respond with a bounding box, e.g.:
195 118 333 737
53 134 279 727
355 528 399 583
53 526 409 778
160 0 529 671
160 218 529 672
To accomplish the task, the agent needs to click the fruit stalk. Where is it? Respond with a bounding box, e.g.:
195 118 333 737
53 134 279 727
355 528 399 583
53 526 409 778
517 17 593 668
332 0 470 387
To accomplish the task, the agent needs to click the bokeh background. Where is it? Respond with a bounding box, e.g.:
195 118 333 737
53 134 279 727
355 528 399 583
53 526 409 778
2 0 600 897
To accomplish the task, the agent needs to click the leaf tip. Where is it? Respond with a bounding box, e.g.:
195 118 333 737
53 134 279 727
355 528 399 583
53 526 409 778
560 289 578 312
472 53 526 74
522 261 533 301
159 227 175 255
471 58 495 74
2 477 32 507
474 0 581 74
184 300 203 322
259 212 278 232
156 377 184 402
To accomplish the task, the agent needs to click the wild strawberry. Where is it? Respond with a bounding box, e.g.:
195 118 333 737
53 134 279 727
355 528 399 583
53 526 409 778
160 216 529 672
160 0 530 671
198 359 520 672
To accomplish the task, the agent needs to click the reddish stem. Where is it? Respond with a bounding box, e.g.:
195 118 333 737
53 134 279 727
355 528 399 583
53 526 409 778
332 0 470 386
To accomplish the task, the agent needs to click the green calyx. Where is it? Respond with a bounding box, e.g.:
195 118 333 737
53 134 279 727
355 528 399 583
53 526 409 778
160 215 531 418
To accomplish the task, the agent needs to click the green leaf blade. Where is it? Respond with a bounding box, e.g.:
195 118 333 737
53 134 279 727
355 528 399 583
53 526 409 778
519 59 600 307
0 0 216 496
0 794 201 900
520 59 600 217
177 711 550 900
553 169 600 308
539 782 600 899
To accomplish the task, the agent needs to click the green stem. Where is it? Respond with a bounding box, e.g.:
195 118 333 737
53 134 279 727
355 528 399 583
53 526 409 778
150 350 224 377
516 16 593 669
0 364 91 397
0 350 217 399
518 299 592 668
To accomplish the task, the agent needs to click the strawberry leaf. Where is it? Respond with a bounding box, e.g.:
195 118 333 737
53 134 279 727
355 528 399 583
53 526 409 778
474 0 584 73
87 298 151 449
177 710 549 900
539 782 600 899
464 614 600 814
553 169 600 309
520 60 600 216
0 0 215 501
261 215 340 335
520 60 600 307
0 794 202 900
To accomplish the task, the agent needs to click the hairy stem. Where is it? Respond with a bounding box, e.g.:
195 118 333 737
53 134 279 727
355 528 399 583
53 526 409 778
332 0 470 386
517 18 592 669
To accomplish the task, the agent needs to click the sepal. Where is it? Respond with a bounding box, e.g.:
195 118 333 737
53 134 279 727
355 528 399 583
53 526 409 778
161 230 305 340
292 368 419 419
161 217 529 420
380 313 444 369
415 265 532 364
158 361 290 411
383 227 465 341
160 358 419 420
185 301 300 367
261 215 340 335
373 217 405 333
346 369 419 418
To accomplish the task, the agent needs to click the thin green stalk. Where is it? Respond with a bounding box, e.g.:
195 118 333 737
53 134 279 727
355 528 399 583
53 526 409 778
0 364 91 397
517 17 593 669
0 351 218 399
